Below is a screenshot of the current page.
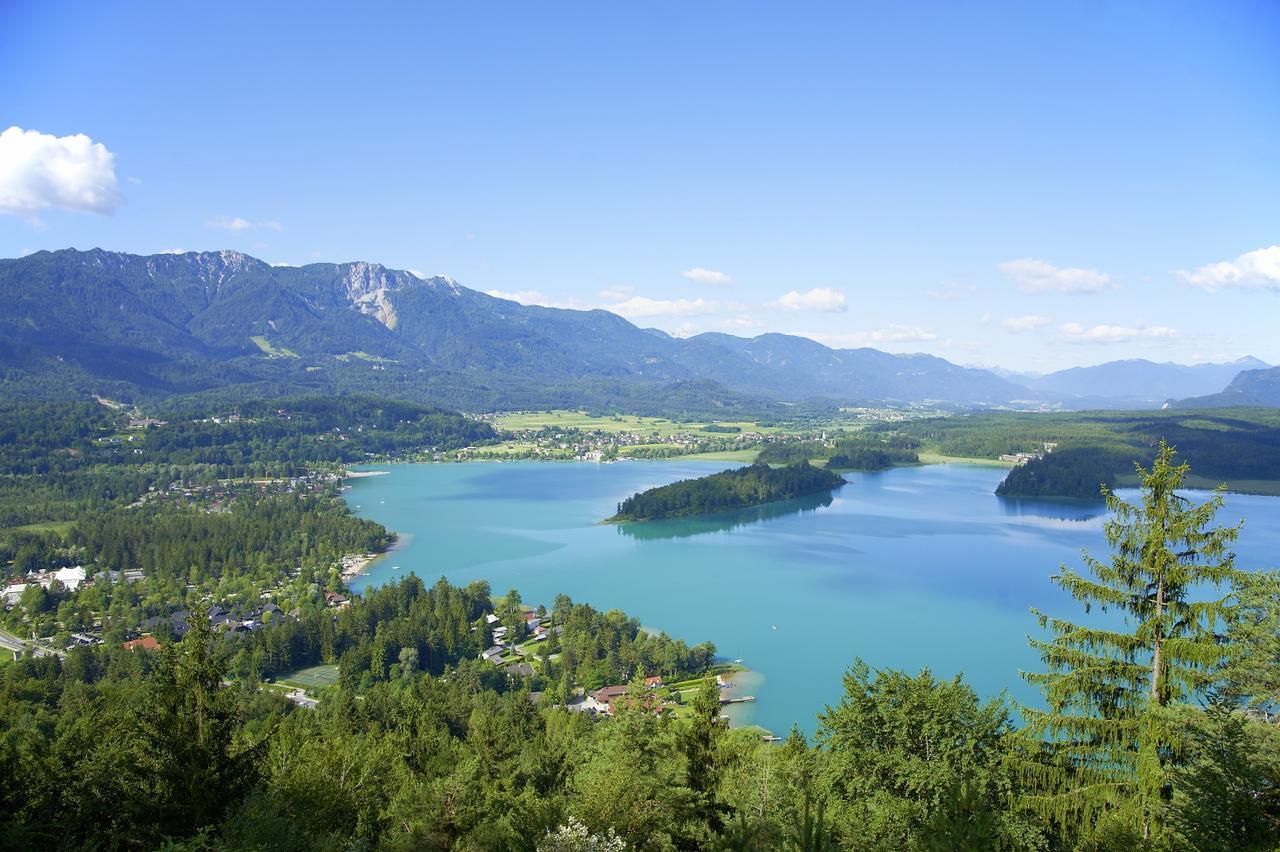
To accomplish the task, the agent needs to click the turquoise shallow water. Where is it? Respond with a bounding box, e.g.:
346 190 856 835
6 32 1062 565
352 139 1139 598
345 460 1280 735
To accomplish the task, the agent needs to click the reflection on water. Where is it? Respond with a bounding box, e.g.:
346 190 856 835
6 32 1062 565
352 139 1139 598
997 496 1104 524
615 491 836 541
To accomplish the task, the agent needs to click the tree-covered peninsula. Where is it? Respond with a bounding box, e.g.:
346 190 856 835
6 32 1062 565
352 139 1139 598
995 446 1130 500
608 461 846 522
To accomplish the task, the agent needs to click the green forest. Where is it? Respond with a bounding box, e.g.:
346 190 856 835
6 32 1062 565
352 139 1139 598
756 434 921 471
5 450 1280 849
994 446 1134 500
867 408 1280 498
4 399 1280 849
609 462 847 522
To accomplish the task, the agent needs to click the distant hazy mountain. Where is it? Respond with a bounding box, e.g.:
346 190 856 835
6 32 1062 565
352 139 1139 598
1021 357 1271 406
677 332 1029 403
1169 366 1280 409
0 248 1033 412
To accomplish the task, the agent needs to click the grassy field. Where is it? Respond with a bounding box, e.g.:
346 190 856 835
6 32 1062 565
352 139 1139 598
335 351 397 364
492 410 789 436
670 449 760 463
278 663 339 690
249 335 299 359
1114 472 1280 497
0 520 76 536
917 451 1016 468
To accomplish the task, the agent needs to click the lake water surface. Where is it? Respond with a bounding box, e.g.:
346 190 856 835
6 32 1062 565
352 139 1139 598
345 460 1280 735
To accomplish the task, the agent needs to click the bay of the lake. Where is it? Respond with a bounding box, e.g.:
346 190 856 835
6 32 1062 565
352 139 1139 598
345 460 1280 735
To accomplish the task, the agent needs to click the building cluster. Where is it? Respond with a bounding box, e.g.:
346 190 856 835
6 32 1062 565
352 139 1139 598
2 565 143 608
461 426 771 462
1000 442 1059 465
133 602 292 643
479 608 563 674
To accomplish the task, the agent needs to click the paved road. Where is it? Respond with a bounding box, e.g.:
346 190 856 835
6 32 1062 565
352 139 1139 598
0 627 64 658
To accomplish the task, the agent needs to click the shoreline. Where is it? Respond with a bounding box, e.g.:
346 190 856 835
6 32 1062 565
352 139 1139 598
339 551 383 579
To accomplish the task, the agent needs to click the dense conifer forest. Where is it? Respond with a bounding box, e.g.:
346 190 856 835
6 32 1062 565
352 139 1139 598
609 462 847 522
756 434 921 470
3 400 1280 849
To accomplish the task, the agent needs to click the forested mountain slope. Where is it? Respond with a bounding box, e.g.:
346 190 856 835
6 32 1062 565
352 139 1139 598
0 248 1032 412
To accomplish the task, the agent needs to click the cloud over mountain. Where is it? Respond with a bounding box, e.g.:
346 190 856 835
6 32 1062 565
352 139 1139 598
774 287 847 312
682 268 732 286
607 296 721 318
207 216 284 232
1059 322 1176 343
1002 315 1052 333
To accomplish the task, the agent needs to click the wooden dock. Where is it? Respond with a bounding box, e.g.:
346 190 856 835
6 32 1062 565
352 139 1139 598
719 695 756 705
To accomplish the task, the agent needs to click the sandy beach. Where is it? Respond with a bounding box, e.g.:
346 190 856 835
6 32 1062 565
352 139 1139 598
339 552 380 578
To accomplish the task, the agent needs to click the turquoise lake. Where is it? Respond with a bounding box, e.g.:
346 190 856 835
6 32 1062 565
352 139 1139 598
345 460 1280 735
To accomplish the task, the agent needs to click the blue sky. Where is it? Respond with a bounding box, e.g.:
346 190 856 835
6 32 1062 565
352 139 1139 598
2 2 1278 371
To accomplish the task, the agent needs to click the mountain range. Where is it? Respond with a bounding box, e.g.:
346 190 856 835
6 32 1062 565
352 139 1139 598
1168 366 1280 409
1004 357 1272 408
0 248 1271 414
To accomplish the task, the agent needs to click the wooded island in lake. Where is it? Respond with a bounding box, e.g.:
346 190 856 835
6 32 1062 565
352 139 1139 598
608 461 847 522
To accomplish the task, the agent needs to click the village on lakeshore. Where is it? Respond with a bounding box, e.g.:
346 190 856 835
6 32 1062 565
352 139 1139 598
475 604 761 733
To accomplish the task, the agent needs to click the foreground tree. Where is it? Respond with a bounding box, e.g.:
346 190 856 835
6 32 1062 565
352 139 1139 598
1167 700 1280 851
1218 570 1280 714
681 675 730 837
1021 442 1245 842
136 605 266 840
816 660 1037 850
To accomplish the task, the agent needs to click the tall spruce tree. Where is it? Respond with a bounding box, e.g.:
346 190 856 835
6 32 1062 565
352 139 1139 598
1021 442 1245 841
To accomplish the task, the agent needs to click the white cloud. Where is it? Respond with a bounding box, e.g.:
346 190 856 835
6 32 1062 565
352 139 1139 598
598 285 634 302
406 269 429 280
927 281 977 301
485 289 558 307
998 258 1111 293
0 126 122 216
774 287 848 312
159 248 189 255
1059 322 1176 344
720 314 763 330
207 216 283 232
607 296 721 319
1001 314 1052 333
1175 246 1280 292
682 267 733 286
806 325 937 348
668 315 765 339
